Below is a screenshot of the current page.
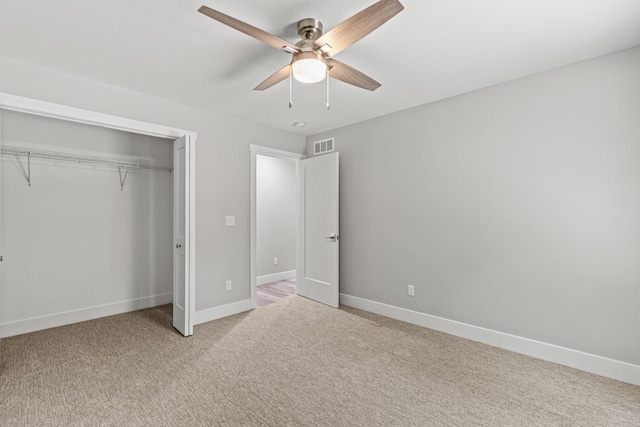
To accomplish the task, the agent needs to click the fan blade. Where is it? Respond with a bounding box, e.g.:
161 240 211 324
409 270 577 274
314 0 404 57
327 58 381 91
198 6 300 53
254 64 291 91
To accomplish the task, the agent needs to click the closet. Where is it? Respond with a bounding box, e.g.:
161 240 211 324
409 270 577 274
0 110 174 337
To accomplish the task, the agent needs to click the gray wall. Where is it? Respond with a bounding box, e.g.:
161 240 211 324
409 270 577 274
307 47 640 366
256 155 297 278
0 54 305 314
1 111 172 322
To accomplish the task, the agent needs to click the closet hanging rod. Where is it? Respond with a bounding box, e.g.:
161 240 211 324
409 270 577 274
0 145 172 172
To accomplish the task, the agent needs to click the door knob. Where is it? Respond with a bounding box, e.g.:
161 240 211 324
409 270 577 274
324 233 338 242
176 244 182 249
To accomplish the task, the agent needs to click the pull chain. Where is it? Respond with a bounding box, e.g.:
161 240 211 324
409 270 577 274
326 67 330 110
287 65 331 110
289 66 293 109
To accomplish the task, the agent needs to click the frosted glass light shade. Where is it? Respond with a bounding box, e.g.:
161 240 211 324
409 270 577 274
292 52 327 83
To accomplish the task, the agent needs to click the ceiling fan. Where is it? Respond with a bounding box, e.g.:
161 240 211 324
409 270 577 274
198 0 404 92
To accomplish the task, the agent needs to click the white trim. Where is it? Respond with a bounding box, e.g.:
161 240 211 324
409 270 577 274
0 92 195 140
340 294 640 387
257 270 297 286
187 136 196 336
250 145 306 309
0 293 172 338
250 144 306 160
0 91 197 336
194 299 253 325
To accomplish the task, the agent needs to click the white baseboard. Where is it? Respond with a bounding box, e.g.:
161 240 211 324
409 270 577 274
194 299 253 325
0 293 173 338
257 270 296 286
339 294 640 387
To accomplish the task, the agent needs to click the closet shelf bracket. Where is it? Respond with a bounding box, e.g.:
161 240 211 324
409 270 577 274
27 151 32 187
1 145 172 189
118 166 129 191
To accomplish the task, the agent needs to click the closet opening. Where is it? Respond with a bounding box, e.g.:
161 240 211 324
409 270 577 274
0 92 196 338
0 110 173 336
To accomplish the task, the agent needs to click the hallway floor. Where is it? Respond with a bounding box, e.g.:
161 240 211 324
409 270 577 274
257 278 297 307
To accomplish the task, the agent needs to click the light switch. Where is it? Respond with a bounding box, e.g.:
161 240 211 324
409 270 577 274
226 216 235 226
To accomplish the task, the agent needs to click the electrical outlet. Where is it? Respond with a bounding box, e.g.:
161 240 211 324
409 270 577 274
408 285 415 296
226 280 232 291
273 257 278 265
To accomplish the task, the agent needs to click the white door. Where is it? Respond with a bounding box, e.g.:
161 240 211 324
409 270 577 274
173 136 192 336
298 152 339 308
0 111 3 363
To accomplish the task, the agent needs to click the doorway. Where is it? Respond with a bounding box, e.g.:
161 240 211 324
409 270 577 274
255 154 298 307
250 145 305 308
250 145 340 309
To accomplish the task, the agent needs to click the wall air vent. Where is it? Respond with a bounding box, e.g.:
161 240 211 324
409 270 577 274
313 137 335 155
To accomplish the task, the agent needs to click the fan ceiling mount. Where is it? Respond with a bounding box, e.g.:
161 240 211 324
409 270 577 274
198 0 404 92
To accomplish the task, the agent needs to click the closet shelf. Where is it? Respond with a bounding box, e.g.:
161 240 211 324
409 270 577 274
1 145 173 172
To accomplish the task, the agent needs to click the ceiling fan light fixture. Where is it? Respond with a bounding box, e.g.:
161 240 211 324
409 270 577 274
198 0 404 92
291 51 327 84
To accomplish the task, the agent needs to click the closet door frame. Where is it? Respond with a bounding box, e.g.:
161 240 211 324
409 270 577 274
0 92 197 336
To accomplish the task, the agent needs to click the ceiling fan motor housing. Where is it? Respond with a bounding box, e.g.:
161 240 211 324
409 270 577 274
297 18 323 40
293 19 327 83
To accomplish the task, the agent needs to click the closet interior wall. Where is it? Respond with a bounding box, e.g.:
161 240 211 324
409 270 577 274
0 110 173 337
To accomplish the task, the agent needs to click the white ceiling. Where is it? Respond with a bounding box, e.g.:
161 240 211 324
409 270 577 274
1 0 639 136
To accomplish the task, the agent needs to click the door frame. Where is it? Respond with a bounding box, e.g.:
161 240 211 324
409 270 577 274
250 144 305 309
0 92 197 335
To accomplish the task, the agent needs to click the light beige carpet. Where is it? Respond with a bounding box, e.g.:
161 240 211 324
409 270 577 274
1 297 639 426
